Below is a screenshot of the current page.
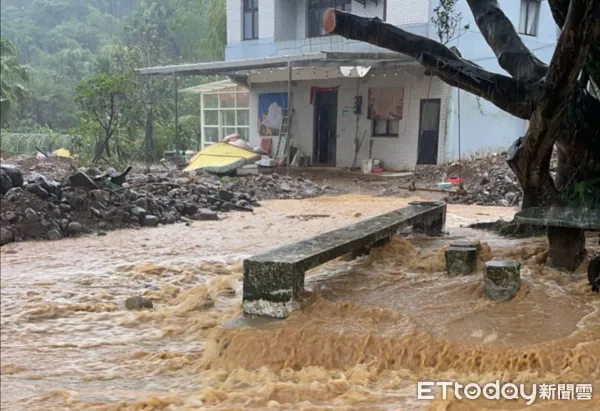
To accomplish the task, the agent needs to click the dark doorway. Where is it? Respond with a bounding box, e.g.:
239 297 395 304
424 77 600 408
417 98 441 165
313 90 338 166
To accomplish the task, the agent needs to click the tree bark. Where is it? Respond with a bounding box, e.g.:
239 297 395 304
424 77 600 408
465 0 548 81
323 2 600 272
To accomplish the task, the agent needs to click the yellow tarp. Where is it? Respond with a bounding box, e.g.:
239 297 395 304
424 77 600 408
52 148 72 158
184 141 261 173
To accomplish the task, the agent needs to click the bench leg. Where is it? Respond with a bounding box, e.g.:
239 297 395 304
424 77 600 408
412 206 446 236
546 226 586 272
351 246 370 259
351 235 392 259
243 260 304 319
588 253 600 293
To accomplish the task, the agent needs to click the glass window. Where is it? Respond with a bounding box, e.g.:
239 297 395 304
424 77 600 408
519 0 540 36
237 128 249 141
389 119 399 135
236 110 249 126
220 92 236 108
203 93 218 109
372 120 399 137
221 110 236 126
204 110 219 126
203 127 219 142
236 92 249 108
243 0 258 40
308 0 351 38
201 88 251 147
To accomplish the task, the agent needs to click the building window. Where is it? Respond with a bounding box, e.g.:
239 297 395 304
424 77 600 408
372 119 399 137
243 0 258 40
308 0 351 38
202 85 250 149
518 0 540 36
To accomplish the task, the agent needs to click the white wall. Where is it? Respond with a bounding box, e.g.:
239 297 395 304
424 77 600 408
441 0 558 161
227 0 431 45
248 67 450 170
387 0 431 26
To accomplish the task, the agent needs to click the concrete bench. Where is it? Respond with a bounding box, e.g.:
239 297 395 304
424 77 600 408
514 206 600 290
243 201 446 318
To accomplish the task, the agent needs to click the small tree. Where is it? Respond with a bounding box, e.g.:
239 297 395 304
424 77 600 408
0 38 31 123
75 73 131 162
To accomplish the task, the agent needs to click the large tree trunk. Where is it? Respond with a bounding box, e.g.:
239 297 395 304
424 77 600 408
323 1 600 272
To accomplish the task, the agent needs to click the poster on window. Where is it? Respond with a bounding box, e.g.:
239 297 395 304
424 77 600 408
367 87 404 120
257 93 288 137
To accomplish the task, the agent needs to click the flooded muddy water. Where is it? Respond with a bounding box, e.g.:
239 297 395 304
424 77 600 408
1 194 598 410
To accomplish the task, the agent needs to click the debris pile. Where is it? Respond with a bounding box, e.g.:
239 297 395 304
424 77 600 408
380 153 559 207
224 173 338 200
0 159 337 245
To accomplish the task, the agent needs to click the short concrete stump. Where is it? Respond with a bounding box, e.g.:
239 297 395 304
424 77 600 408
445 246 478 276
449 239 481 252
484 260 521 301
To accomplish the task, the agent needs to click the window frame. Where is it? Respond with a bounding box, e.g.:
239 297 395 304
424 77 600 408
201 86 250 150
243 0 259 41
372 119 399 138
307 0 351 38
518 0 541 37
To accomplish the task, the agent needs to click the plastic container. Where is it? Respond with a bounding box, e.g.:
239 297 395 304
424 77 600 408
437 182 452 189
362 159 373 174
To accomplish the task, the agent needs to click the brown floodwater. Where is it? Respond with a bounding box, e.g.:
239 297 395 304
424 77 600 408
1 194 598 410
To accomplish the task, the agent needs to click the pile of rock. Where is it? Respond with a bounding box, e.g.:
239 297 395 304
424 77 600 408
377 154 532 207
444 164 523 207
0 162 338 246
224 173 337 200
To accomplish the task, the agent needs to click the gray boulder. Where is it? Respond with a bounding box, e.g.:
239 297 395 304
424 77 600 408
125 296 153 310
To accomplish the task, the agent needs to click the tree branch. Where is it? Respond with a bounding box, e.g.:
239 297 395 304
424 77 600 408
549 0 600 90
507 0 600 208
465 0 548 81
323 8 537 119
542 0 599 123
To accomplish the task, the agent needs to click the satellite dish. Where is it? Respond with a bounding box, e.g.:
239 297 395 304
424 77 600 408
356 66 371 77
340 66 353 77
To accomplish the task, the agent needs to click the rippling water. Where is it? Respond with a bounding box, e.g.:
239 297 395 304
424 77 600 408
1 195 598 410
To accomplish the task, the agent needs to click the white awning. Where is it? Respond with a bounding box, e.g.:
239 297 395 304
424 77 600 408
179 79 247 94
137 53 328 76
137 52 415 77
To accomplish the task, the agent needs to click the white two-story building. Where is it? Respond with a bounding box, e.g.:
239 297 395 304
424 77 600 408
140 0 558 170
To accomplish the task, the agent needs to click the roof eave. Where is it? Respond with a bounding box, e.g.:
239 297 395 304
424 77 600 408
136 52 417 77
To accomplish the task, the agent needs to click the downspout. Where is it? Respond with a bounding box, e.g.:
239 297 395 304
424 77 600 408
285 60 293 169
383 0 387 21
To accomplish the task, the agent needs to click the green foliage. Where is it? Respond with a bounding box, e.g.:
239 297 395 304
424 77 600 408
559 178 600 208
1 0 227 162
0 37 32 121
431 0 469 45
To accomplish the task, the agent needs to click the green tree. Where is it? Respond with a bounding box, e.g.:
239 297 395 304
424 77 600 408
75 72 131 162
0 38 31 122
